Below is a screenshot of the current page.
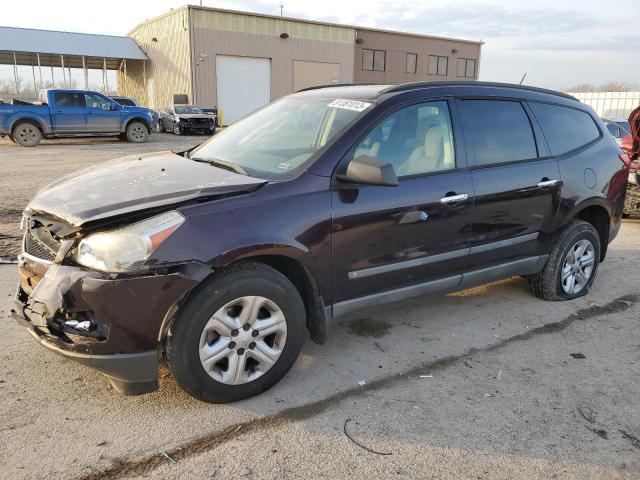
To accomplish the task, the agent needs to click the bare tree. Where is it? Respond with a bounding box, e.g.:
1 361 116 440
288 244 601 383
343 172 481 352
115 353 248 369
599 81 633 92
566 81 638 93
565 84 596 93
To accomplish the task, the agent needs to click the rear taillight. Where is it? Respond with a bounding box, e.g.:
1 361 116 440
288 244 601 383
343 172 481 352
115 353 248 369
619 153 633 168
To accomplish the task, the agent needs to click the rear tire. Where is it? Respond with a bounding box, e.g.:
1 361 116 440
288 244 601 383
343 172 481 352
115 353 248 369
528 220 600 301
125 121 149 143
167 262 306 403
12 122 42 147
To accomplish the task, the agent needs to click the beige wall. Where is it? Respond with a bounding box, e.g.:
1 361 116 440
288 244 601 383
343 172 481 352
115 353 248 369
119 8 192 110
189 7 355 108
353 29 482 84
293 60 341 92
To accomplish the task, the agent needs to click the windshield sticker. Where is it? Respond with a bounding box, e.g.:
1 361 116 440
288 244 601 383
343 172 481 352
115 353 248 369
277 162 291 170
328 99 372 112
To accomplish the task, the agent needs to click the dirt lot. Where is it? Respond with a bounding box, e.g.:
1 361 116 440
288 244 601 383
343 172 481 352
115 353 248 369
0 135 639 479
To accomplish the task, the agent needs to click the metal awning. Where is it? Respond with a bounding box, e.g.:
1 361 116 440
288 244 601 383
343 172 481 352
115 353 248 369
0 26 147 66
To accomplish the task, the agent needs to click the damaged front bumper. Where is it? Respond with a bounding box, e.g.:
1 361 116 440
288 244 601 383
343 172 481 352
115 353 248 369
12 254 200 395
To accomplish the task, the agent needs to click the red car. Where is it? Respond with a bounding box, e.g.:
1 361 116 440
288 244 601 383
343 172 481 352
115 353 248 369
622 107 640 216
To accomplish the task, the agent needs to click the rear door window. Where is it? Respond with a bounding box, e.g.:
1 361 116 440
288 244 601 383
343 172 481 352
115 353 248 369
528 102 600 155
54 92 84 107
459 100 538 166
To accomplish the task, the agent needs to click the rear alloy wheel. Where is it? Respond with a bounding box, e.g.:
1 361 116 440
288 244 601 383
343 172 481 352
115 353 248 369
125 121 149 143
12 122 42 147
167 262 305 403
528 220 600 301
559 239 596 295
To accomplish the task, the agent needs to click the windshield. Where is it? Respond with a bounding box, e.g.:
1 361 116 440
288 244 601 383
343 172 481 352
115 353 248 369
189 97 372 180
175 106 203 114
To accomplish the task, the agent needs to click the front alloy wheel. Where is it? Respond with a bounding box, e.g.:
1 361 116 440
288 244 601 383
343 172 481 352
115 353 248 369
199 296 287 385
167 262 306 403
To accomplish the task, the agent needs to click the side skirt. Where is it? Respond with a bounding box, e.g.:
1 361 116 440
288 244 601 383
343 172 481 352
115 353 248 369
327 255 548 322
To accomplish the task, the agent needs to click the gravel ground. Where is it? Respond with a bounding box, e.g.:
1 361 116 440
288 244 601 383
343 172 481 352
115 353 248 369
0 134 639 479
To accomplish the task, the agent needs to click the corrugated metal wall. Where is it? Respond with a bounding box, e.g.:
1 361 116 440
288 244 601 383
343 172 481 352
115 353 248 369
568 91 640 119
118 8 192 109
189 7 355 108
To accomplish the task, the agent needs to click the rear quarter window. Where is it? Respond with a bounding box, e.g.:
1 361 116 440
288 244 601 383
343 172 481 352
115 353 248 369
528 102 600 155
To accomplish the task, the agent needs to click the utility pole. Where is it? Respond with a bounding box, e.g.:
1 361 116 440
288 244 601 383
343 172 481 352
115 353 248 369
280 4 283 17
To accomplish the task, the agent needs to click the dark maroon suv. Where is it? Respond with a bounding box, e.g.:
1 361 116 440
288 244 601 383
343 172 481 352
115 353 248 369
12 82 630 402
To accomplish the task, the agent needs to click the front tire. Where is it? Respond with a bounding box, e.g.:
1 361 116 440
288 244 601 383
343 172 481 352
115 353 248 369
528 220 600 301
173 122 183 135
125 121 149 143
12 122 42 147
167 262 306 403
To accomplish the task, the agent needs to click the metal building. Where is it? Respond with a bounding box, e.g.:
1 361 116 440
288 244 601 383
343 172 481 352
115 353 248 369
0 26 147 99
121 6 482 124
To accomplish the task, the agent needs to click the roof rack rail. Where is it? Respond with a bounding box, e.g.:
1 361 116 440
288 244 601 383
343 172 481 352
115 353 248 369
380 81 577 101
296 83 375 93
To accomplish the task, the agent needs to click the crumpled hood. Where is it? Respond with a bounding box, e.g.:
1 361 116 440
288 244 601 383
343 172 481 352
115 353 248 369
26 151 266 227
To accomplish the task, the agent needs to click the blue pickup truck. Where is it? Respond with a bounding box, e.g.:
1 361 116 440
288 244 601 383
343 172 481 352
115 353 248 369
0 89 156 147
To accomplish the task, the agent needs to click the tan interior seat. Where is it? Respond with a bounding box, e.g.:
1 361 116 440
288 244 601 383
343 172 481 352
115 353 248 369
398 125 452 176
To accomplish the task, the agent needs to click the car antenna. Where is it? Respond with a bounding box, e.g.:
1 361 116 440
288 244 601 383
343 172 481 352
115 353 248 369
519 73 527 85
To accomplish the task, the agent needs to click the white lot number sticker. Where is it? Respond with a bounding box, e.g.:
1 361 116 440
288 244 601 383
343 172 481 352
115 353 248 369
328 99 372 112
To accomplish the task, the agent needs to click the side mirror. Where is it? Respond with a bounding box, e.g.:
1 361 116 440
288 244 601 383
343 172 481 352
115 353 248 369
337 155 398 187
110 103 120 111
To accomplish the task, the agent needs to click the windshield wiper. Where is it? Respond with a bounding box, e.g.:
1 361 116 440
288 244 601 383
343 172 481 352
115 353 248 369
191 157 248 175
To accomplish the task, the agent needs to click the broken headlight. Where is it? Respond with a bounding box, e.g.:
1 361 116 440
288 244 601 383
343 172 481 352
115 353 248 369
75 211 185 273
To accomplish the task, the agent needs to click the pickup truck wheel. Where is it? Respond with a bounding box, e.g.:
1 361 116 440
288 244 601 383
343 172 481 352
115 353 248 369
125 121 149 143
166 262 306 403
528 220 600 301
12 122 42 147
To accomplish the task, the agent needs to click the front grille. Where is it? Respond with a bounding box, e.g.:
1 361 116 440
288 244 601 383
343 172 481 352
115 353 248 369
24 225 60 262
183 118 209 125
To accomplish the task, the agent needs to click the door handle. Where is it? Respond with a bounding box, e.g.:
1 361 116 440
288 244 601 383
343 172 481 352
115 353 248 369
86 111 92 115
537 179 559 188
440 193 468 204
55 111 62 114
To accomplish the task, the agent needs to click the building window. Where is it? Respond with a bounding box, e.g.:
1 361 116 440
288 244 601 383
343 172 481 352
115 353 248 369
428 55 448 76
456 58 476 78
362 48 386 71
406 53 417 74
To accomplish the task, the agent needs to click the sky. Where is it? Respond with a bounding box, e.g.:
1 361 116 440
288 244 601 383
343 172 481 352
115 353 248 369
1 0 639 90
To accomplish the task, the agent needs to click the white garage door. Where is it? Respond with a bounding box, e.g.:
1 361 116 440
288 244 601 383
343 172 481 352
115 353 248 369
216 56 271 125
